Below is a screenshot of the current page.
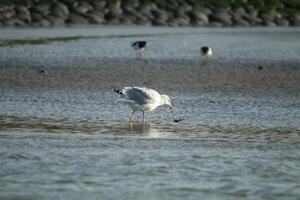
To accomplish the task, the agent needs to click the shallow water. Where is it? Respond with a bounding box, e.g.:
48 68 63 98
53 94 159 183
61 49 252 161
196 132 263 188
0 27 300 199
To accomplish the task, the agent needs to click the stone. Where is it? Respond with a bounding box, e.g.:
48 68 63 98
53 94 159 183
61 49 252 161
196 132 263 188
1 9 16 19
39 19 51 26
175 17 190 26
188 9 209 25
232 12 250 26
51 2 69 18
152 9 169 21
289 14 300 26
15 6 30 15
276 19 289 26
67 13 89 24
3 18 25 26
16 13 31 23
233 18 250 26
263 21 277 27
180 4 193 12
233 7 247 16
30 4 50 16
85 13 105 24
71 4 90 14
209 22 223 27
106 18 121 25
31 12 43 22
196 7 213 15
152 18 167 26
89 10 105 18
46 15 65 26
120 17 135 25
209 11 232 26
92 1 106 11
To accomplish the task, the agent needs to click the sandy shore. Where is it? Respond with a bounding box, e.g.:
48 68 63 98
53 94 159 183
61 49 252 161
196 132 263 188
0 57 299 98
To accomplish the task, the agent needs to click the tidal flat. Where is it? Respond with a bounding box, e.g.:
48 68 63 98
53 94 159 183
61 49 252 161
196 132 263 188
0 27 299 200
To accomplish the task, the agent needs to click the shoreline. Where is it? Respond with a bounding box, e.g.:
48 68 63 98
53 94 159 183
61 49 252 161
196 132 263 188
0 0 299 27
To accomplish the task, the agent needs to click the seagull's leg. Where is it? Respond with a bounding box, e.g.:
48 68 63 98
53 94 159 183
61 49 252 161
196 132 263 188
202 55 207 65
140 50 144 58
130 110 135 123
142 112 145 123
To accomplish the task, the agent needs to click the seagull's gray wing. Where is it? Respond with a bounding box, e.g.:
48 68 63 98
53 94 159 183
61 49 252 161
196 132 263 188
123 87 160 105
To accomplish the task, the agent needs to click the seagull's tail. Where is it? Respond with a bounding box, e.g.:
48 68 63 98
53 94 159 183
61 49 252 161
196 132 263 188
113 89 123 95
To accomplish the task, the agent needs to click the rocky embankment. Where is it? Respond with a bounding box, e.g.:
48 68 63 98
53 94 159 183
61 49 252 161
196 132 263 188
0 1 300 27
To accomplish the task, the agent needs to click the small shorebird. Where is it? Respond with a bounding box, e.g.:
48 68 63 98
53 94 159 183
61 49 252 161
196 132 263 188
114 87 173 123
201 46 213 64
131 41 147 57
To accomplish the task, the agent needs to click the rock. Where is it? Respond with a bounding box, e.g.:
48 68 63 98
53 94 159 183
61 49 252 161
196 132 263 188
46 16 65 26
123 6 136 16
152 18 167 26
51 2 69 19
174 9 185 18
85 13 105 24
106 18 121 25
209 22 223 27
107 0 121 11
174 17 190 26
3 18 25 26
180 3 193 12
92 1 106 11
30 4 50 16
152 9 169 21
16 13 31 23
125 0 140 9
38 19 51 26
209 11 232 26
275 18 289 26
258 11 278 22
89 10 105 18
71 3 90 14
139 3 157 14
289 14 300 26
31 12 43 22
0 5 14 13
244 12 262 25
15 6 30 15
120 17 135 25
67 13 89 24
232 7 247 16
187 9 209 25
0 9 16 19
263 21 277 27
233 18 250 26
232 12 250 26
14 6 31 22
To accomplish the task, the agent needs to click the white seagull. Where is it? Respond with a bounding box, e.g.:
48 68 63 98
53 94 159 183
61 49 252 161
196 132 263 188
131 41 147 57
201 46 213 64
114 87 173 122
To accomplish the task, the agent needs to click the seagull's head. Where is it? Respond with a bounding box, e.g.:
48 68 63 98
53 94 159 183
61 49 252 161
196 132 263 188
161 95 173 110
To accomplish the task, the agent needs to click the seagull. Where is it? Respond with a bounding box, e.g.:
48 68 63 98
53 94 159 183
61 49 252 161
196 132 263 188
131 41 147 57
201 46 212 64
114 87 173 123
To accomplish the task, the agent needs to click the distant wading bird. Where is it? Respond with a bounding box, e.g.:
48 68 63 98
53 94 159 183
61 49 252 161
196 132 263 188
131 41 147 57
114 87 173 123
201 46 212 64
